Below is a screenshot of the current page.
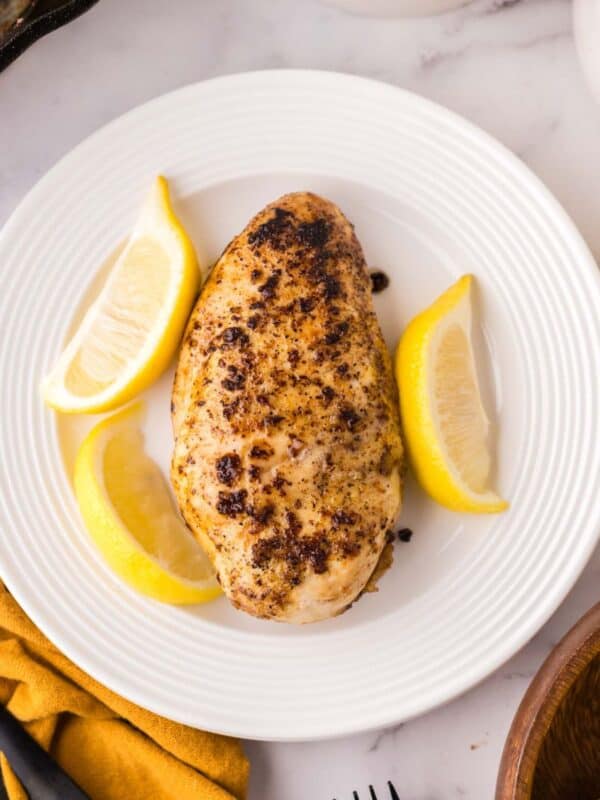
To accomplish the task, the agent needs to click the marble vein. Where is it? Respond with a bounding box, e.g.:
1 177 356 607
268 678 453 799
368 723 405 753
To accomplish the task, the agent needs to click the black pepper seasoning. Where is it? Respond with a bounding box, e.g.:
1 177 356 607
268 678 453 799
370 270 390 293
397 528 413 543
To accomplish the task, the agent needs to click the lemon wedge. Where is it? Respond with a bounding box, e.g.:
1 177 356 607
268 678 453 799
74 403 221 604
43 176 200 414
396 275 507 513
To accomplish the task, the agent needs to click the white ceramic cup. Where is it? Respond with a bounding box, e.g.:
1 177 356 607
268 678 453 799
321 0 472 17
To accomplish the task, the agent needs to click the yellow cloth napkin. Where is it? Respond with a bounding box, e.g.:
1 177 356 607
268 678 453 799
0 583 249 800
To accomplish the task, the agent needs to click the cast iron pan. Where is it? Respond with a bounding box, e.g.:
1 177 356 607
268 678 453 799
0 0 99 71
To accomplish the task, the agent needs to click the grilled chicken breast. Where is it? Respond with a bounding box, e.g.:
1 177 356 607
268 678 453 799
171 193 403 623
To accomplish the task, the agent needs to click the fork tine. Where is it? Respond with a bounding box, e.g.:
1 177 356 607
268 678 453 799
388 781 400 800
337 783 397 800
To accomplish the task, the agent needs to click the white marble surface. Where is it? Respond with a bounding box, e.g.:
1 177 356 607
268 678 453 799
1 1 599 798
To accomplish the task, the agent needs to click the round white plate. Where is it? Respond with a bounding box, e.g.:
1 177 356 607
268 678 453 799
1 71 599 741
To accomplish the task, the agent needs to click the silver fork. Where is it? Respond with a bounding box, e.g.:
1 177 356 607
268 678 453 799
333 781 400 800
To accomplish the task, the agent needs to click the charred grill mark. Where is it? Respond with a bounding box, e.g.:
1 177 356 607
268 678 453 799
280 300 296 315
332 510 358 527
323 275 341 300
296 218 330 248
339 405 361 431
251 530 330 574
248 207 295 249
222 398 240 419
215 453 242 486
321 385 336 405
285 510 302 536
324 320 349 346
251 537 278 569
337 535 362 558
248 464 261 481
288 349 300 366
250 444 274 459
299 296 316 314
258 270 282 300
216 489 248 517
273 474 291 495
221 326 249 348
247 503 275 529
298 537 329 574
221 365 246 392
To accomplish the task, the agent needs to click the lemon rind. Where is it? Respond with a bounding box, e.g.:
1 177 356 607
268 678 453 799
42 177 200 414
397 275 508 514
74 403 220 604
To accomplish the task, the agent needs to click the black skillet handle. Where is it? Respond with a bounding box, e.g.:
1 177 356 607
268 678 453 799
0 705 89 799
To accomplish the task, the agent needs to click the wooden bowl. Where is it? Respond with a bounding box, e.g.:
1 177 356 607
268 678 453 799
496 602 600 800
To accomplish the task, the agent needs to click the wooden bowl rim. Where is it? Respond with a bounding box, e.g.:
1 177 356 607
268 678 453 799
496 602 600 800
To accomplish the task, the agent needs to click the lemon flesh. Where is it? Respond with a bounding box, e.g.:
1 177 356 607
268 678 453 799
43 176 200 413
396 275 508 513
74 404 220 604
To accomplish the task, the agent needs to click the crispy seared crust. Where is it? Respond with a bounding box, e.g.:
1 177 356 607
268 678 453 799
171 192 403 623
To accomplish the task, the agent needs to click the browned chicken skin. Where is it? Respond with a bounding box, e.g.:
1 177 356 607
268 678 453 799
171 193 403 623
